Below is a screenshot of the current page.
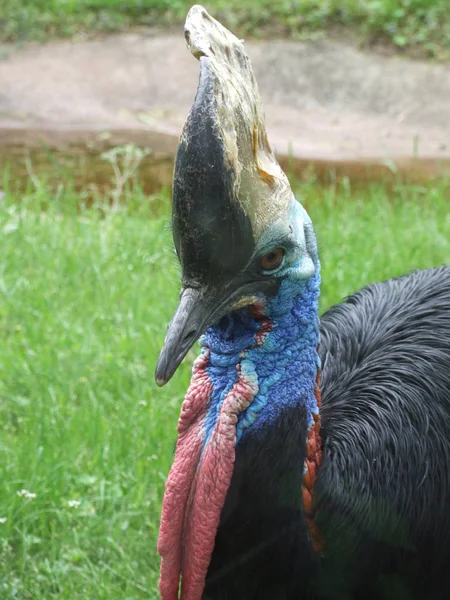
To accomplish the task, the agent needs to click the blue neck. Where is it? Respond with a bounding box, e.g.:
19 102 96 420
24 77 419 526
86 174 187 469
200 270 321 444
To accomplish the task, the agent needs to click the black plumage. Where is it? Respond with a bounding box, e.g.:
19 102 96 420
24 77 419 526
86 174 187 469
203 266 450 600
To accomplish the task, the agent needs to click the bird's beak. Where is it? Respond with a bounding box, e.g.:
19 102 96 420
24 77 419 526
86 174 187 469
155 288 208 386
155 278 280 386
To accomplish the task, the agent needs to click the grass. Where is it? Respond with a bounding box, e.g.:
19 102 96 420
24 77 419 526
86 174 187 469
1 0 450 59
0 176 449 598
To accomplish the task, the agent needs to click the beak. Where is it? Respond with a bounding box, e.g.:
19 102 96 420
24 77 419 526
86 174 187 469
155 277 280 386
155 288 208 387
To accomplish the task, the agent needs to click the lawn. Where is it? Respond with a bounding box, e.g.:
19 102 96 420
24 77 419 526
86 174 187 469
1 0 449 58
0 179 449 599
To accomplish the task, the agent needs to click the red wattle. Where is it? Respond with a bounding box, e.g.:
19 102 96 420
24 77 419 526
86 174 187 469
158 352 212 600
158 355 258 600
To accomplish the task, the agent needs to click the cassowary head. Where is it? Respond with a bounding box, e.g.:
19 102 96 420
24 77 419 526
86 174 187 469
156 6 321 600
156 5 318 387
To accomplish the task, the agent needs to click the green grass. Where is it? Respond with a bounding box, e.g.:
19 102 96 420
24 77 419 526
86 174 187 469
1 0 449 59
0 178 449 598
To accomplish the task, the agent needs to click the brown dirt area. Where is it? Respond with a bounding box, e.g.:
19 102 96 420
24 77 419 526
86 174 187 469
1 32 450 187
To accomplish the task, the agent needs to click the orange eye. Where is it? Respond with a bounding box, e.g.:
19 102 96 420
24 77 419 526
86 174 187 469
260 248 285 271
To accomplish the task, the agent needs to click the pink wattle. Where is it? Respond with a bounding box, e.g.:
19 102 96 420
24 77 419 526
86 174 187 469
158 353 258 600
158 352 212 600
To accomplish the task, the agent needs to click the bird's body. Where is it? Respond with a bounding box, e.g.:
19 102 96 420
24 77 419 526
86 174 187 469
155 7 450 600
205 266 450 600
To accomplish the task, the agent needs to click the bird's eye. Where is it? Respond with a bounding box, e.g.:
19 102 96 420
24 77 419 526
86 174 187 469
260 248 285 271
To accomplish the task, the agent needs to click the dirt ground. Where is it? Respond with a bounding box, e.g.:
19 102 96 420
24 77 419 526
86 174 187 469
1 31 450 181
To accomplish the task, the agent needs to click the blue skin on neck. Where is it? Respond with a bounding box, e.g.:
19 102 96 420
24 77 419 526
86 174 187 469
200 198 321 445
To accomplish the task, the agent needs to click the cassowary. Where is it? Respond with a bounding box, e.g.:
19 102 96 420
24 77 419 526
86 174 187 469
155 6 450 600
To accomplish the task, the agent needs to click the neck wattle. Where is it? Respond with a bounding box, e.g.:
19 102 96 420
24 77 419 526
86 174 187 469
158 272 322 600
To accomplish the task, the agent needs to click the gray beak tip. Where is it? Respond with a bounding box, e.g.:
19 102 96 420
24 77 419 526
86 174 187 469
155 375 166 387
155 356 171 387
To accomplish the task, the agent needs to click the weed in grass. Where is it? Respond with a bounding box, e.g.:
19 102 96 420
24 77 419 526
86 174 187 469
0 176 448 597
101 144 152 210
